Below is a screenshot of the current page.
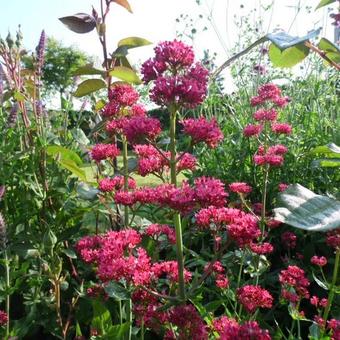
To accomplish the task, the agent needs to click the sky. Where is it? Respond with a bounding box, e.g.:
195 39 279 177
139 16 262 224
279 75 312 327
0 0 337 65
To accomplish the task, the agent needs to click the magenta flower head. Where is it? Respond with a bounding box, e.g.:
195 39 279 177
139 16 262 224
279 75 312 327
142 40 209 109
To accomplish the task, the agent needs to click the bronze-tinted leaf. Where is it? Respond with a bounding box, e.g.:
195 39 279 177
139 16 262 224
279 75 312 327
59 13 96 34
112 0 133 13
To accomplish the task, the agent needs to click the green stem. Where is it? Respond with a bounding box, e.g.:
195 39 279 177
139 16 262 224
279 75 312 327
141 318 145 340
169 109 186 302
122 136 129 227
4 250 10 338
322 248 340 330
126 298 132 340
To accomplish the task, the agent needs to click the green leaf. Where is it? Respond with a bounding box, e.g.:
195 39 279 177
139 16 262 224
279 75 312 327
113 36 152 57
72 128 90 145
59 13 96 34
269 43 310 68
74 79 106 97
318 38 340 63
59 159 87 181
104 282 130 300
106 322 131 338
311 143 340 157
76 182 99 200
13 91 25 101
43 229 58 250
73 64 106 76
316 0 336 9
95 99 106 111
274 184 340 231
61 248 77 259
91 300 112 334
312 158 340 168
46 145 83 165
108 66 141 85
312 272 329 290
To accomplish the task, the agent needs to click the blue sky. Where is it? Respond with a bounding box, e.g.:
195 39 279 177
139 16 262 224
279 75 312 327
0 0 337 68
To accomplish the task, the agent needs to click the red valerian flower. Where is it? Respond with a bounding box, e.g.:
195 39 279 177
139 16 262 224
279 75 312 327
271 122 292 135
279 265 310 300
98 176 136 192
0 310 8 326
108 83 139 107
166 305 208 340
229 182 252 194
278 183 289 192
249 241 274 254
181 117 223 148
253 108 278 121
152 261 192 283
311 255 328 267
281 231 297 249
243 124 263 137
145 224 176 244
122 116 162 144
237 285 273 313
326 228 340 249
90 144 120 162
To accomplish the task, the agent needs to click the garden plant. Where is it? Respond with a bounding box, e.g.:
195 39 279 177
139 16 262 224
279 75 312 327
0 0 339 339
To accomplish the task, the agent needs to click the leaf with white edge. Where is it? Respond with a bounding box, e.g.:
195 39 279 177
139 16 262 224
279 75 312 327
274 184 340 231
59 13 96 34
109 66 141 84
46 145 83 165
73 64 105 76
316 0 336 9
312 272 329 290
74 79 106 97
113 0 133 13
76 182 99 200
104 281 130 300
72 128 90 145
269 43 310 68
266 28 321 50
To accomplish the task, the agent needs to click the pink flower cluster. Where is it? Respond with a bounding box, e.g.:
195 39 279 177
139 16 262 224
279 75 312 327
165 305 208 340
326 228 340 249
145 224 176 244
0 310 8 326
279 265 310 303
205 261 229 289
90 143 120 162
195 206 260 247
310 255 327 267
237 285 273 313
310 296 328 308
212 316 271 340
181 117 223 148
114 177 227 214
76 229 192 288
229 182 252 194
134 145 196 177
243 83 292 167
142 40 209 108
98 176 136 192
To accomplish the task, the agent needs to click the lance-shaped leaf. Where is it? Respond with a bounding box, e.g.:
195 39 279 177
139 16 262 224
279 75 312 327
316 0 336 10
318 38 340 64
59 13 96 34
47 145 83 165
73 64 105 76
74 79 106 97
109 66 141 84
113 0 133 13
59 159 87 181
274 184 340 232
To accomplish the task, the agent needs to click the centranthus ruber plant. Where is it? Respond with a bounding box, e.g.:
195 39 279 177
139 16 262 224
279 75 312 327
75 40 339 340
